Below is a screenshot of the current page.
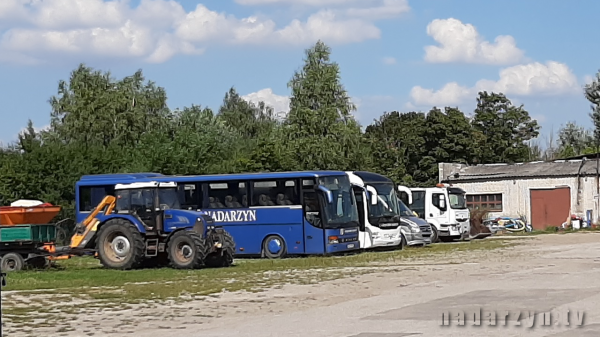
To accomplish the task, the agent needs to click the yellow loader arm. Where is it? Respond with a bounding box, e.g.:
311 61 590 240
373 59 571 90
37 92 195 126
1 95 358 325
70 195 116 249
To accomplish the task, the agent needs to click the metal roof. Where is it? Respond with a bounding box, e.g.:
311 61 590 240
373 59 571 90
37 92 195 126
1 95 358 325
439 159 600 183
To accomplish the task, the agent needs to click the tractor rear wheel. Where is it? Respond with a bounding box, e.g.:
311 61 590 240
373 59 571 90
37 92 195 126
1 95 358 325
167 230 206 269
96 219 146 270
205 230 235 268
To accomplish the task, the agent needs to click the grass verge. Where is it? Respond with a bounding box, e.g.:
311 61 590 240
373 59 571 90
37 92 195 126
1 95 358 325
1 239 516 333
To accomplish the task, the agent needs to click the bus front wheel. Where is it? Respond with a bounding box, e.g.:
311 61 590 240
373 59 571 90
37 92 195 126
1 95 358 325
262 235 286 259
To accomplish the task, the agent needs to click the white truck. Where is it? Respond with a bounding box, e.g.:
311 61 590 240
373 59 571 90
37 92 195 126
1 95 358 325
347 171 428 249
397 183 470 242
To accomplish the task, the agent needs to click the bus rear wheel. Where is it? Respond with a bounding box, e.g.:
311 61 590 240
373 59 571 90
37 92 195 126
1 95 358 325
262 235 286 259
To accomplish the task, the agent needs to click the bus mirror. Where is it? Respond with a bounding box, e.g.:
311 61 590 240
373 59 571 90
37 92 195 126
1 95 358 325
317 185 333 204
397 185 412 204
366 185 378 205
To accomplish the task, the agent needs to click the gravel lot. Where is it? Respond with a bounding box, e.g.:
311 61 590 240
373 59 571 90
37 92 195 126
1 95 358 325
3 232 600 337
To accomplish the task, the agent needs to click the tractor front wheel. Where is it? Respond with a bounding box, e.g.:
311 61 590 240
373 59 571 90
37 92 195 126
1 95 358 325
96 219 146 270
167 230 206 269
205 230 235 268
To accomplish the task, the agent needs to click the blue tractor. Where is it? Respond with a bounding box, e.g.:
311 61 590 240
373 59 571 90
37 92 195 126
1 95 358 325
67 181 235 270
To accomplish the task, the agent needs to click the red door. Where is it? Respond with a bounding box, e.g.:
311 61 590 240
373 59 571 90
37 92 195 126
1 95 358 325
530 187 571 230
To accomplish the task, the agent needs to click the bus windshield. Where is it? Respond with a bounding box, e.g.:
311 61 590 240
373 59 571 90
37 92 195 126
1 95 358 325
318 175 359 228
367 182 401 219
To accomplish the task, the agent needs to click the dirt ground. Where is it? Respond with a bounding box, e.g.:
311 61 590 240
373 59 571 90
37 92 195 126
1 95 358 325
3 233 600 337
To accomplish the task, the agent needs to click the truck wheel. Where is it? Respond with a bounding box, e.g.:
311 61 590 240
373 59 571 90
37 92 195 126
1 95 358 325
96 219 145 270
167 230 206 269
262 234 286 259
205 230 235 268
1 253 24 272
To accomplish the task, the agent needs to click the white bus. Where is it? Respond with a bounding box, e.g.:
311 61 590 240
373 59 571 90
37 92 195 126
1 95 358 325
347 171 426 249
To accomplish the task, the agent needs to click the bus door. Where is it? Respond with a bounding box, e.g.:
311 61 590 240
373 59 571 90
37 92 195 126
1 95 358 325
301 179 326 254
351 185 369 247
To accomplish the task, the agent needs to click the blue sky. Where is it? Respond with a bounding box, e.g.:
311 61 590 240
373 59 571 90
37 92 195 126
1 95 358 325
1 0 598 147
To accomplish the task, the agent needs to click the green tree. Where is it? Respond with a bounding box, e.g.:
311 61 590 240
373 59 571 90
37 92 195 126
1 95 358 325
471 91 540 164
364 111 428 185
217 87 278 139
556 121 594 158
421 107 475 182
45 64 171 148
285 40 367 170
585 71 600 155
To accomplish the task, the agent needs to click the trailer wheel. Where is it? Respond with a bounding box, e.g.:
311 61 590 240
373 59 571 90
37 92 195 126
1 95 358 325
167 230 206 269
96 219 145 270
1 253 24 272
205 230 235 268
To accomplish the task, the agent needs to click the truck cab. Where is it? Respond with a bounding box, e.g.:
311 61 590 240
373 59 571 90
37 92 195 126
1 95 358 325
397 184 470 242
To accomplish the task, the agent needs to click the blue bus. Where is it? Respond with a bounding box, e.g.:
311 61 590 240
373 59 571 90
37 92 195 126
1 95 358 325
75 171 361 258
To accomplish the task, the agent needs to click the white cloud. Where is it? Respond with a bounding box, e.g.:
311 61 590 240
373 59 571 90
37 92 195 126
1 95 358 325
0 0 389 65
410 61 580 106
242 88 291 119
235 0 410 20
345 0 410 20
424 18 525 65
382 56 396 65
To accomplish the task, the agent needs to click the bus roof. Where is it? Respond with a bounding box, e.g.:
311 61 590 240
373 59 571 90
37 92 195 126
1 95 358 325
79 173 164 180
76 171 348 186
351 171 393 184
154 171 348 182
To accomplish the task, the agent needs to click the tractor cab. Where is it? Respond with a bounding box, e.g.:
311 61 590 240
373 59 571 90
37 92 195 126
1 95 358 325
113 181 215 235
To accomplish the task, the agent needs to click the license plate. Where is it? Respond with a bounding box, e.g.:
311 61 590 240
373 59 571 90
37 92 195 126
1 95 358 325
347 244 355 249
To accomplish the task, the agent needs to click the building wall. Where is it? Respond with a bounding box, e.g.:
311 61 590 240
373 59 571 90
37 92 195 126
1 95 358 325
448 176 598 225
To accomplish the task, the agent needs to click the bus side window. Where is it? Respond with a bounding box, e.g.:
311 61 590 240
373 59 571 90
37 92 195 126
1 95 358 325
79 186 113 212
208 182 246 209
178 183 201 210
251 180 277 206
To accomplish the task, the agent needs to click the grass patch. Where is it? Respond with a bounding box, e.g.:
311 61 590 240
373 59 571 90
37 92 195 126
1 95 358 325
0 238 516 332
500 226 600 236
2 239 511 293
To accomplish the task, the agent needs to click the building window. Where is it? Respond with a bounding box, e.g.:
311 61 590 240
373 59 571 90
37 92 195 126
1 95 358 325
466 194 503 211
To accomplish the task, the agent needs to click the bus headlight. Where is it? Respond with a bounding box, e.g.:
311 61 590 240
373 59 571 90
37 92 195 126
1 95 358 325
328 236 339 244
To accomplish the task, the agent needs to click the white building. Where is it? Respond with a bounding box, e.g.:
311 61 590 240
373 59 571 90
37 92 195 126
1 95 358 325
438 158 600 229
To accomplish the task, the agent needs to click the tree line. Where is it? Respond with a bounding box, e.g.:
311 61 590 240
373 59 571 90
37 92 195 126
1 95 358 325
1 41 599 221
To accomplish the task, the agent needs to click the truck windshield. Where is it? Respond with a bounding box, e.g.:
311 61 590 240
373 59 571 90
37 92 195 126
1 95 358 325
367 182 401 218
449 192 467 209
318 175 359 228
